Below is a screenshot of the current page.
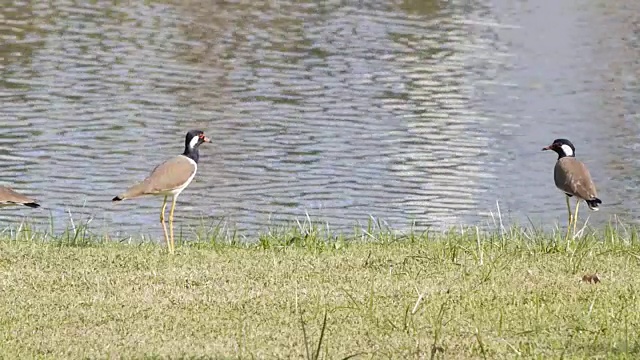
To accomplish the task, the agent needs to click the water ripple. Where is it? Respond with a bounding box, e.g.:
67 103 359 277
0 0 638 238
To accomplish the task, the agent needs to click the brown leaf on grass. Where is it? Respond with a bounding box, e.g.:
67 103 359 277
582 274 600 284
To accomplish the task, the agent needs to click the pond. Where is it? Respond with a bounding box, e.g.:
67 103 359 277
0 0 639 239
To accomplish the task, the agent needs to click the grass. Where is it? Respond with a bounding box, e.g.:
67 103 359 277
0 217 640 358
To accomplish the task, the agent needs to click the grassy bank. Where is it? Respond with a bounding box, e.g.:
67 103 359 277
0 221 639 358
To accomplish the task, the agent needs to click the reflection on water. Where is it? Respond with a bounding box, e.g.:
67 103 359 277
0 0 639 239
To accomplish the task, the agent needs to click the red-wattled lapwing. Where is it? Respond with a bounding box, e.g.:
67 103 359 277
112 130 211 253
0 186 40 208
543 138 601 239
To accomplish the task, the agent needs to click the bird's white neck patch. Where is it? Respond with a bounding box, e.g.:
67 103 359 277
560 144 574 157
189 135 200 149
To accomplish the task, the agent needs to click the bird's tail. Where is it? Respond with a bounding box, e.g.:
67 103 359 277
112 183 147 202
586 198 602 211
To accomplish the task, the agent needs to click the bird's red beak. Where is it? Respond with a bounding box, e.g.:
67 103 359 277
203 136 211 143
542 145 552 151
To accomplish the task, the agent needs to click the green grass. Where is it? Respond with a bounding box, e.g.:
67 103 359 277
1 219 640 358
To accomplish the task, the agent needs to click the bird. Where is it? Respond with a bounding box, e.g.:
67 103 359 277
112 130 211 253
0 186 40 208
542 138 601 239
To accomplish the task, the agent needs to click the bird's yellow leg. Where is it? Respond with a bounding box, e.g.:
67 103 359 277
169 196 178 253
572 200 580 238
160 195 170 252
564 195 572 242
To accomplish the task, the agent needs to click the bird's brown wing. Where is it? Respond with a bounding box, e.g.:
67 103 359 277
0 186 39 207
554 158 598 200
115 155 196 200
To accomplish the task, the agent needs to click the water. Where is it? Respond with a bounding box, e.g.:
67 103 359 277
0 0 639 239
